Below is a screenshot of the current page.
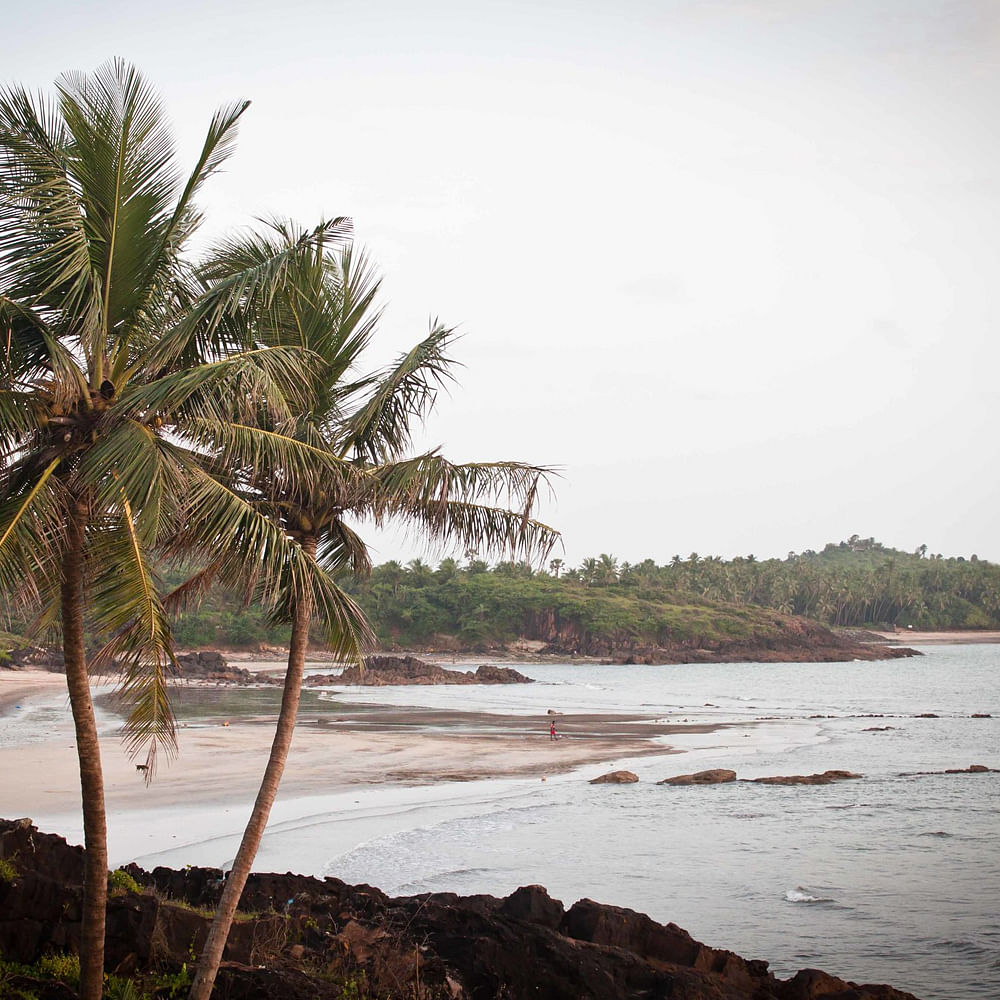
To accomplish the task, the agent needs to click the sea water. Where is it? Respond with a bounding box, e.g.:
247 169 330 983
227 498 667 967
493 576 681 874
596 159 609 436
282 645 998 1000
9 646 998 999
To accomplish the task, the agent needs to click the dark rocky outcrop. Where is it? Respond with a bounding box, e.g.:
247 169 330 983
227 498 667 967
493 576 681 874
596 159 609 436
307 656 533 686
748 770 863 786
173 651 272 685
589 770 639 784
659 768 737 786
0 819 922 1000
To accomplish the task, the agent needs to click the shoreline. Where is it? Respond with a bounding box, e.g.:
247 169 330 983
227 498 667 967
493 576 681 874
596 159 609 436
869 628 1000 645
0 666 717 866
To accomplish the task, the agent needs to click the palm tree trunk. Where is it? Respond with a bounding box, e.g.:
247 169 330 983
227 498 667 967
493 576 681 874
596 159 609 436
62 496 108 1000
188 536 316 1000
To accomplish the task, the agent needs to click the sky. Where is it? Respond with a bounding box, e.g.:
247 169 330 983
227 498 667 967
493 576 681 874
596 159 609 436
6 0 999 568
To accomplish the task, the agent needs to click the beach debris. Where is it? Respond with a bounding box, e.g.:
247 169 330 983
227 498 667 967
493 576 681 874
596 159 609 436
658 769 737 786
589 770 639 784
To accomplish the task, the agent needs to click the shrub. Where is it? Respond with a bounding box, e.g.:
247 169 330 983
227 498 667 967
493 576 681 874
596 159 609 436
109 869 142 896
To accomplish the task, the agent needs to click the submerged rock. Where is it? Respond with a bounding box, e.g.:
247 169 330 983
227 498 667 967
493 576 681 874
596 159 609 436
899 763 998 777
658 768 737 786
749 770 862 786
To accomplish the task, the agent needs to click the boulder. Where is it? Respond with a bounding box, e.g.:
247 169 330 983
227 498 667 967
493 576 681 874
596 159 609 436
589 770 639 784
658 769 737 786
749 770 862 786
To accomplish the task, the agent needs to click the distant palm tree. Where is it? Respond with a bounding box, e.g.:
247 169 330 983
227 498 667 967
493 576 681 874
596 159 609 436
185 226 559 1000
0 62 351 1000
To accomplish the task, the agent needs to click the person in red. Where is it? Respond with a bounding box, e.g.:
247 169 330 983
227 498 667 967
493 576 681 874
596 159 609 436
549 720 557 741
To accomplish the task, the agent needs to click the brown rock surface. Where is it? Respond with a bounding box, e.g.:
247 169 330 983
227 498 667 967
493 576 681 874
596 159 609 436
659 768 738 786
589 770 640 784
749 770 862 786
0 819 922 1000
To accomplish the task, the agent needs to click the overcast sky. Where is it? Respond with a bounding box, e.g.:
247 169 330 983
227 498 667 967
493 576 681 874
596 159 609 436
7 0 999 567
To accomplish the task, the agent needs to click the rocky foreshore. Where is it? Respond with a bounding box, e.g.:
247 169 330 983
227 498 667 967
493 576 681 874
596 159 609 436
0 818 923 1000
306 655 534 686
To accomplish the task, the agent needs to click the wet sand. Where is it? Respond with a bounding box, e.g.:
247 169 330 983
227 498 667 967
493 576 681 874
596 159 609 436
0 669 711 827
871 629 1000 645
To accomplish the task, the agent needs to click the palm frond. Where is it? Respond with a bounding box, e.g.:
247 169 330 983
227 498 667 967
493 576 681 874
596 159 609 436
337 321 458 463
382 498 561 566
182 418 360 499
318 517 372 578
142 217 352 371
86 512 177 781
0 456 66 613
123 345 324 428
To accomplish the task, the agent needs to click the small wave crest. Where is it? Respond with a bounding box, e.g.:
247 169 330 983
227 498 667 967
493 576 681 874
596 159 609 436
783 887 833 904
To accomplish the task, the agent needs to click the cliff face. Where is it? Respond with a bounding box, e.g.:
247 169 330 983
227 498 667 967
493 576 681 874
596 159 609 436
0 819 921 1000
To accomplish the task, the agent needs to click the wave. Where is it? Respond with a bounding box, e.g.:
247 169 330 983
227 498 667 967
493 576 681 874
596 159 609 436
783 887 833 904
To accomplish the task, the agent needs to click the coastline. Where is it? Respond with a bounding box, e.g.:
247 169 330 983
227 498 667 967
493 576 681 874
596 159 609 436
870 628 1000 645
0 665 712 866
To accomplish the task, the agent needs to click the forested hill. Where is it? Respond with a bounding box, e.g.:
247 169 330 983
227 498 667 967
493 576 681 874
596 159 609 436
326 538 996 654
5 538 992 657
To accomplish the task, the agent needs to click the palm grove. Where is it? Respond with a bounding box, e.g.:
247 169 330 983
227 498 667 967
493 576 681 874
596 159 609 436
0 63 557 1000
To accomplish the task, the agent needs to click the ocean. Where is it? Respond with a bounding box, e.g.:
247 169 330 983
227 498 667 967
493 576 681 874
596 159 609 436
250 644 999 1000
6 644 998 999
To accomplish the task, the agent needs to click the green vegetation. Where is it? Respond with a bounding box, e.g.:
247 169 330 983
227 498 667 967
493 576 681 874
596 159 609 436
332 538 1000 648
108 869 143 896
0 953 80 1000
0 857 17 883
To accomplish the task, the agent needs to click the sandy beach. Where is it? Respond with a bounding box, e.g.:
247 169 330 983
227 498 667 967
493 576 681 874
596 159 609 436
0 667 713 865
872 629 1000 645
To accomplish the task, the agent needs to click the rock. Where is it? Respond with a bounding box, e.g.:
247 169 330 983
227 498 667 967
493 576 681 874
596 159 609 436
863 726 896 732
916 713 939 718
174 651 268 685
749 770 862 786
0 819 922 1000
309 656 533 687
498 884 564 929
589 770 639 784
899 763 999 776
658 769 737 786
971 713 992 718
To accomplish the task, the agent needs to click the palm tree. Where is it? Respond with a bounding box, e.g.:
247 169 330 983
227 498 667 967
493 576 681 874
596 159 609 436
187 226 559 1000
0 63 358 1000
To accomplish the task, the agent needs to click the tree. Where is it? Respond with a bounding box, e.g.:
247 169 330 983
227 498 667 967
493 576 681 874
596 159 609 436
0 63 351 1000
186 226 558 1000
